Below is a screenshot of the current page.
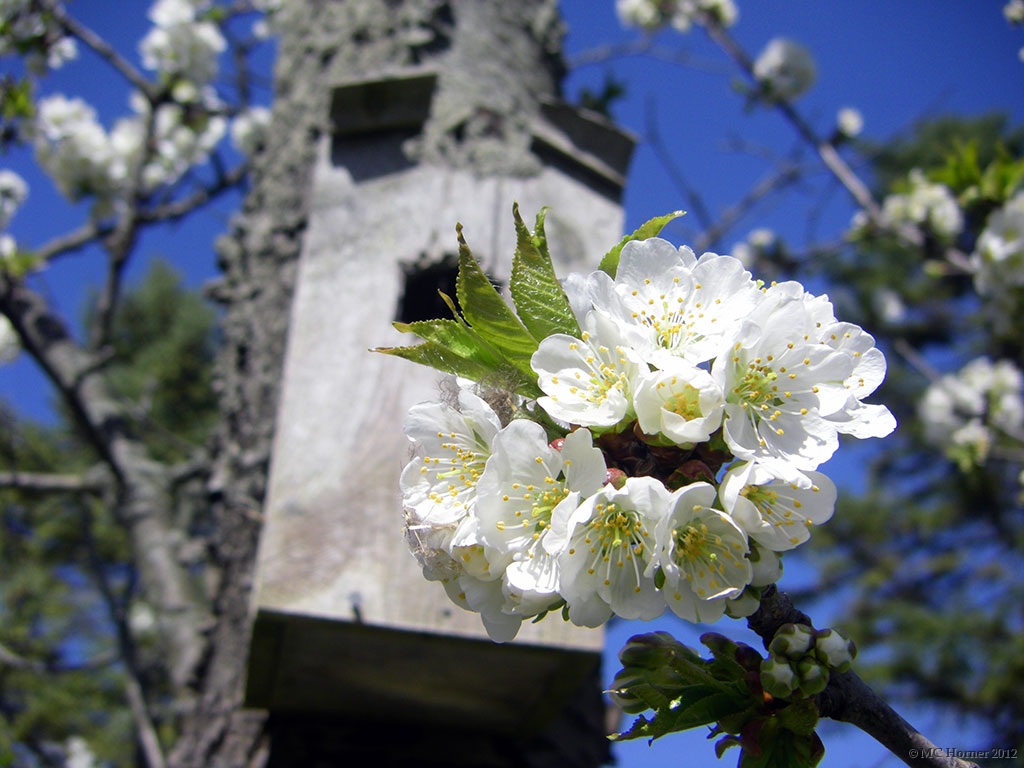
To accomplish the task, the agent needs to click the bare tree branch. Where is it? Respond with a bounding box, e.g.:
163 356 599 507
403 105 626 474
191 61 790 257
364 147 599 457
0 640 45 672
0 274 207 693
0 467 109 494
81 502 167 768
567 36 725 75
46 0 158 99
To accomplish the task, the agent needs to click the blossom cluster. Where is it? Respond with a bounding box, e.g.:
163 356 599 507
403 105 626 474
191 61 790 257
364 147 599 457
879 168 964 241
401 237 895 641
615 0 737 33
972 190 1024 300
139 0 226 103
33 93 226 214
0 0 78 73
27 0 282 216
919 356 1024 470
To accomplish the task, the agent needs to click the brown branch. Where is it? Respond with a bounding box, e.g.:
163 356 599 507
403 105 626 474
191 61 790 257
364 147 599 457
81 502 167 768
0 640 45 672
0 275 207 693
695 161 805 254
567 37 725 75
748 586 980 768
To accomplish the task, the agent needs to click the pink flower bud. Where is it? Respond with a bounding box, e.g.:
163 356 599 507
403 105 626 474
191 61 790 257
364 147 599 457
605 467 627 488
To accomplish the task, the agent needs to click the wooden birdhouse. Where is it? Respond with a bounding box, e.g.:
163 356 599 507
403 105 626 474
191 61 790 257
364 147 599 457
246 61 634 764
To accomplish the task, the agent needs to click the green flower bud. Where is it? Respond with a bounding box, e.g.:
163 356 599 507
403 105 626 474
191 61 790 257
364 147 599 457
795 657 829 696
618 631 695 670
760 657 798 698
814 628 857 673
769 622 815 659
724 588 760 618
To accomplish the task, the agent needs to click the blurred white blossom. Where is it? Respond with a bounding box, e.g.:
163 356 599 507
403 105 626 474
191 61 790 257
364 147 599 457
230 106 272 155
65 737 97 768
1005 0 1024 24
140 0 226 101
34 95 121 202
0 0 78 72
0 170 28 231
836 106 864 138
972 190 1024 295
880 169 963 241
35 90 226 213
753 38 816 102
919 357 1024 469
615 0 737 32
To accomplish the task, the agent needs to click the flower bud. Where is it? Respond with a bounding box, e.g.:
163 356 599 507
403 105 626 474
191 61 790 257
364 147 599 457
605 467 627 488
795 657 829 696
748 544 783 587
617 631 694 670
760 657 798 698
724 588 760 618
768 622 814 659
813 628 857 673
549 437 566 451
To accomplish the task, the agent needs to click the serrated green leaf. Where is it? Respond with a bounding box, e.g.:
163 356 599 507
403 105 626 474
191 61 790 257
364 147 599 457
378 317 542 397
598 210 686 277
611 713 654 742
455 224 538 375
374 340 499 383
509 203 582 340
613 684 749 743
392 317 505 368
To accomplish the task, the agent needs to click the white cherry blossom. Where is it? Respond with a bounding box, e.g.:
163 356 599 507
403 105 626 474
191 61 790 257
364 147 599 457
400 388 501 529
719 463 836 551
712 285 855 483
586 237 761 367
549 477 669 627
475 421 606 557
654 482 751 622
532 310 642 429
633 359 724 445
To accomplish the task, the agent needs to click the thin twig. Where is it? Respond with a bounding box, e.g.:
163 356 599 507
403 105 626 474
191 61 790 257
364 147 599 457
47 0 157 99
81 503 168 768
0 468 109 495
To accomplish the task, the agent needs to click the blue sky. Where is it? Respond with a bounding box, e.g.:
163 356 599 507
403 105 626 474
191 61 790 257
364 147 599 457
561 2 1022 765
1 1 1022 765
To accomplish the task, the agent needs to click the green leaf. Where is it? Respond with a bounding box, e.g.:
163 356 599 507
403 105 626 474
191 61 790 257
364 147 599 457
509 203 582 340
598 210 685 277
378 317 542 397
455 224 538 376
374 339 499 384
392 318 506 368
613 684 749 743
738 726 825 768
